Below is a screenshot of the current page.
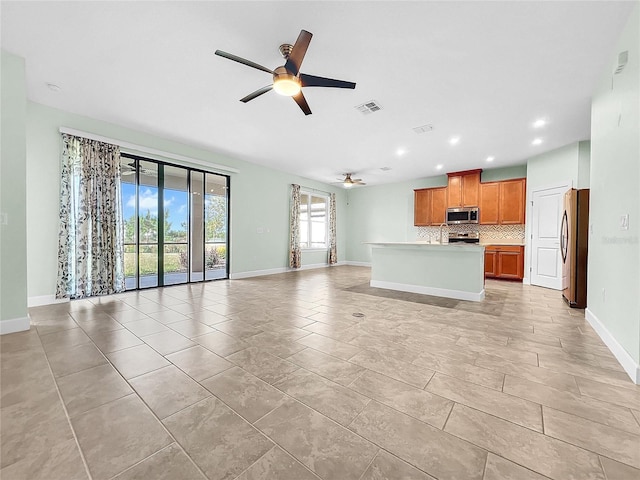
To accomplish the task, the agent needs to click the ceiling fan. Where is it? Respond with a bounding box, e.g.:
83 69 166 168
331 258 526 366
335 173 366 188
122 162 156 177
215 29 356 115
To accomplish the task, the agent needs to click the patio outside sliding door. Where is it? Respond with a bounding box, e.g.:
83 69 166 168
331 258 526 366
120 154 229 289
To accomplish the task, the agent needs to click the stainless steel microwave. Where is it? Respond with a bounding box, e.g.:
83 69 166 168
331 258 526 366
446 207 479 225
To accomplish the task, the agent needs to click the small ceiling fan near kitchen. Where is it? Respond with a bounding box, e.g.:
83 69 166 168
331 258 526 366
335 173 366 188
215 29 356 115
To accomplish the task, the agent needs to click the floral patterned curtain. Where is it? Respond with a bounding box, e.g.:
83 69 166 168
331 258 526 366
56 134 125 299
289 184 302 268
328 193 337 265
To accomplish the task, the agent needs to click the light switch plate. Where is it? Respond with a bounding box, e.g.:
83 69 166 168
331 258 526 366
0 212 7 225
620 214 629 231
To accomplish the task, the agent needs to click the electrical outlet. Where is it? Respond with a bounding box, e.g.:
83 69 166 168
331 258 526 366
0 212 7 225
256 227 264 234
620 214 629 231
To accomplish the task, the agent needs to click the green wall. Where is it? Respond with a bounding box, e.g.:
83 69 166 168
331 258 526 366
25 102 347 299
345 165 526 263
0 51 29 331
588 4 639 367
481 164 527 183
522 140 591 282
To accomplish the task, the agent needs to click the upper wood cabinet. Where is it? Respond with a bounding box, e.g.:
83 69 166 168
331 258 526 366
447 170 481 208
480 178 526 225
414 189 431 226
479 182 500 224
414 187 447 226
499 178 526 224
431 188 447 225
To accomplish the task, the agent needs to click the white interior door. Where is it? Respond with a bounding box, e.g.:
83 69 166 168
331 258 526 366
530 185 570 289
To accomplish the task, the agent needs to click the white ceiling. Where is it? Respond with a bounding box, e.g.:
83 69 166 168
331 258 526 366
1 1 634 186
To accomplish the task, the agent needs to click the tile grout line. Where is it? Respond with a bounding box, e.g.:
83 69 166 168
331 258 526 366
539 406 640 468
445 404 612 478
356 448 381 480
50 312 211 480
36 331 94 480
480 452 490 480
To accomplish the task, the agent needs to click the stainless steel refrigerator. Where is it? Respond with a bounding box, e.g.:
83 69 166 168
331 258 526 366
561 189 590 308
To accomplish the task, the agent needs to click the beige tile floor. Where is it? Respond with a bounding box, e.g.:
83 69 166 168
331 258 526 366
2 266 639 480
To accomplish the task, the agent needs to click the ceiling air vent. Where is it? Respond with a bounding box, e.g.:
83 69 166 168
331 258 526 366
380 167 392 171
355 100 382 115
614 51 628 74
413 124 434 134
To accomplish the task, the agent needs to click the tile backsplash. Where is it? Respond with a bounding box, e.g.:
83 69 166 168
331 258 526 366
416 224 525 243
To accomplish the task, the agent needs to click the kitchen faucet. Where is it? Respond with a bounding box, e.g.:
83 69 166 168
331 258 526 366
439 223 448 244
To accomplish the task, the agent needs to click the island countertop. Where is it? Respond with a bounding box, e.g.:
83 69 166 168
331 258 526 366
364 241 484 251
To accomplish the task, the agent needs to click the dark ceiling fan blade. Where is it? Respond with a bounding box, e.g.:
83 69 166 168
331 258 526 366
300 73 356 89
292 91 312 115
284 30 312 75
215 50 274 74
240 85 273 103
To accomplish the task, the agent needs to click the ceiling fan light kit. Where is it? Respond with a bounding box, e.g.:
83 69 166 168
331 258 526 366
272 67 301 96
215 29 356 115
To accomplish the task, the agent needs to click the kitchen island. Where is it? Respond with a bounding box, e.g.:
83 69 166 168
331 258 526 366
366 242 485 302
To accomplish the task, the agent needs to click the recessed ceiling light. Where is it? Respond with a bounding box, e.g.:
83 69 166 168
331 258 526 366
533 119 546 128
396 148 406 156
532 138 543 145
449 136 460 145
436 164 443 170
486 156 495 162
46 82 61 92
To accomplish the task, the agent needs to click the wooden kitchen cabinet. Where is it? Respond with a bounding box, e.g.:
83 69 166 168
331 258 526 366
479 182 500 224
414 187 447 226
430 187 447 225
414 189 431 226
484 245 524 280
484 250 498 277
499 178 526 224
479 178 526 225
447 170 481 208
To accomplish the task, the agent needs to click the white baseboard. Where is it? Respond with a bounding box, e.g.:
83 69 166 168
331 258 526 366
28 295 70 308
0 315 31 335
370 280 485 302
344 261 372 267
296 263 332 271
522 276 531 285
585 308 639 385
229 267 287 280
230 262 356 279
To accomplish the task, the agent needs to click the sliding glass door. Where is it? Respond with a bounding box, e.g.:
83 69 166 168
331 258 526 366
121 154 229 289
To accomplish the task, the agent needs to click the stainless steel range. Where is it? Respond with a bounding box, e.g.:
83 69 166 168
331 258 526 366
448 231 480 244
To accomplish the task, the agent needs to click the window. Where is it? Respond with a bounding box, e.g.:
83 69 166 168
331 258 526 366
300 192 328 248
120 154 229 289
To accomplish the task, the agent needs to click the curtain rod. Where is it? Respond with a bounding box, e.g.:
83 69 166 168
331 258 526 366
298 184 334 196
59 127 240 174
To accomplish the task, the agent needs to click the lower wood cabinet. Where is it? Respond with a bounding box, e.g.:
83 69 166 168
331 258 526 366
484 245 524 280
